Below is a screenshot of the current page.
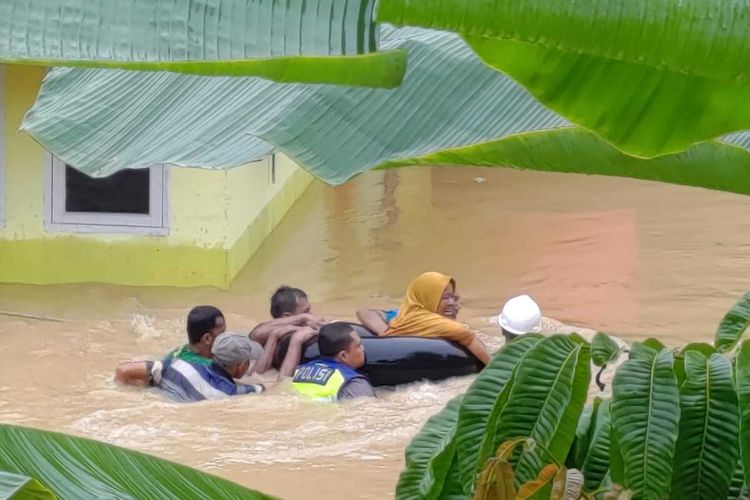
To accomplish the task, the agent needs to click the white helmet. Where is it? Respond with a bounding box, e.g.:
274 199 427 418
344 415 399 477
497 295 542 335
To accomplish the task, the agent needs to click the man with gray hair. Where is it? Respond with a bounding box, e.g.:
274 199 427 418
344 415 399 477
153 333 265 402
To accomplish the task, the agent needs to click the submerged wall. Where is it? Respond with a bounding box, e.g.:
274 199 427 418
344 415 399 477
0 64 313 287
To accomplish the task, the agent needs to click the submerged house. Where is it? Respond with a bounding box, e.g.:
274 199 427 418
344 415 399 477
0 64 312 288
0 0 389 287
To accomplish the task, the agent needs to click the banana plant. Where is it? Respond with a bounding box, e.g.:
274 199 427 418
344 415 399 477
0 424 272 499
378 0 750 159
397 290 750 500
0 0 406 87
15 22 750 194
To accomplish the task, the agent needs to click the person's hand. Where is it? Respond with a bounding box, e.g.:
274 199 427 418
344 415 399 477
302 314 326 329
291 326 317 345
270 327 294 339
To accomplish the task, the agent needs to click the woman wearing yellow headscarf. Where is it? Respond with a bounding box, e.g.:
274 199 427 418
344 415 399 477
383 272 490 365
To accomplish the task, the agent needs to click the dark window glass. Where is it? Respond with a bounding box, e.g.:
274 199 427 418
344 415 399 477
65 166 150 214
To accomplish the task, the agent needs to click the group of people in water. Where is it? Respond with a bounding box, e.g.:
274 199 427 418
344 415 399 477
115 271 543 403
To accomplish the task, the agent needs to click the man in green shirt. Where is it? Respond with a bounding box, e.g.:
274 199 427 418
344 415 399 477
115 306 226 386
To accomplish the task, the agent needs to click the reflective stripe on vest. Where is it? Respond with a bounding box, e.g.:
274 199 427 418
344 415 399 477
292 359 360 402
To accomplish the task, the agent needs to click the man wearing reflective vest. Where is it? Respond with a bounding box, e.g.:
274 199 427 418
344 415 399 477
292 323 375 401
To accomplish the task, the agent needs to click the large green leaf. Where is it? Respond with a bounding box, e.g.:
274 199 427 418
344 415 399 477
455 334 543 493
674 343 719 388
435 456 469 500
380 128 750 197
609 426 625 487
396 396 464 500
24 26 567 178
670 351 739 499
735 340 750 488
715 292 750 352
378 0 750 158
5 52 406 88
481 335 591 484
0 0 406 86
592 333 621 368
23 26 750 196
580 400 613 492
611 343 680 499
0 471 56 499
570 402 596 470
728 460 750 500
0 424 272 499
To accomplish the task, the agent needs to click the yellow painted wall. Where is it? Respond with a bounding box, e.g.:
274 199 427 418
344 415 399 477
0 64 312 287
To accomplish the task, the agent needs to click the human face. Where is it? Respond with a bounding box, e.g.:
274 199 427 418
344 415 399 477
436 282 460 319
292 297 311 315
203 316 226 349
341 332 366 369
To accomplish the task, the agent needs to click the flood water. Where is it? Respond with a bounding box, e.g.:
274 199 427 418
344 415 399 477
0 167 748 499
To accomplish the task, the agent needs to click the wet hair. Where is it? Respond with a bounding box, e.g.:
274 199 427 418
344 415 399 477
270 286 308 318
186 306 224 344
318 323 356 358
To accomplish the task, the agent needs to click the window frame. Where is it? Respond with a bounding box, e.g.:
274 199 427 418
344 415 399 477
44 154 170 235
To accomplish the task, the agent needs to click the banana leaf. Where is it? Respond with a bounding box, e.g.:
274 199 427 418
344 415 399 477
436 456 469 500
580 400 612 492
396 396 464 500
674 343 719 387
378 0 750 158
715 292 750 352
0 424 272 499
562 469 584 500
23 26 750 196
0 471 56 499
569 402 595 470
591 333 621 368
455 335 543 494
670 351 739 499
25 26 567 178
379 128 750 196
473 439 528 500
728 460 750 500
609 427 625 486
735 340 750 488
0 0 406 87
611 342 680 499
516 464 558 500
479 335 591 485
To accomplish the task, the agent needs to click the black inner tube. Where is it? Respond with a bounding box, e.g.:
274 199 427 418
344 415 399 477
273 323 483 386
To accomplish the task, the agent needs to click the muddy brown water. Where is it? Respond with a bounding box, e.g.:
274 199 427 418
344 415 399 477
0 167 748 499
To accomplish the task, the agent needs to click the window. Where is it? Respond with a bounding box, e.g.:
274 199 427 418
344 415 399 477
45 155 169 235
0 65 5 228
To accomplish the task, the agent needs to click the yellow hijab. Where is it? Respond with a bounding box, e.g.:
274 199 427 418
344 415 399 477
383 272 474 346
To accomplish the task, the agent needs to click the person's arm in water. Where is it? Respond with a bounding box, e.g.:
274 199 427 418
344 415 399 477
278 327 318 378
464 337 490 366
355 308 389 335
114 361 150 386
252 326 296 375
250 314 325 344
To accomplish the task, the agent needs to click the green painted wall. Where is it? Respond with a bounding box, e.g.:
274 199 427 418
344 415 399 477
0 64 312 287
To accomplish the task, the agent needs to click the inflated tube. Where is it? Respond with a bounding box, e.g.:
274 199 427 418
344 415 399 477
301 323 483 387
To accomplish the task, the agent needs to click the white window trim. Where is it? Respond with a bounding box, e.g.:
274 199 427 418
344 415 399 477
0 65 5 229
44 154 170 235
